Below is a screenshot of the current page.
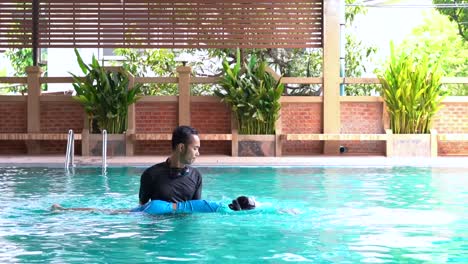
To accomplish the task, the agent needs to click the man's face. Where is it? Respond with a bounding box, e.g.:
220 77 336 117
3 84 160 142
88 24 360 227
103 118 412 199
179 135 200 165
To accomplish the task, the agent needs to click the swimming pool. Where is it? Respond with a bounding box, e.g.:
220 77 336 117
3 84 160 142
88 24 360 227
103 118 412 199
0 166 466 263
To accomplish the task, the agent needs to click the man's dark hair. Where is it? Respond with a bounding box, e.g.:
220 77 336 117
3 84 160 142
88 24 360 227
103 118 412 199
171 126 199 150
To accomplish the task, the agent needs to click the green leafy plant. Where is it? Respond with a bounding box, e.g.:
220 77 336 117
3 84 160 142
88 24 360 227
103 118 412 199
215 49 284 135
70 48 141 134
378 43 446 134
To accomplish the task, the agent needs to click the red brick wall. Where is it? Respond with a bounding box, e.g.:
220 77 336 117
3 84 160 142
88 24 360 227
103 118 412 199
40 101 83 132
39 100 84 154
0 101 27 133
135 141 172 155
199 141 230 155
135 102 177 154
434 102 468 156
135 102 177 133
191 102 231 155
1 97 466 156
191 102 231 133
0 101 27 154
135 102 232 155
340 102 386 155
281 103 323 155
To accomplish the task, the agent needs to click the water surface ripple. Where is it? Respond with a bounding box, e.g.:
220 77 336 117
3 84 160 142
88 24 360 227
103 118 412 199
0 166 466 263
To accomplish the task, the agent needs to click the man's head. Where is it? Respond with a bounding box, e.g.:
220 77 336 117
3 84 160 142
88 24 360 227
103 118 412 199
172 126 200 165
228 196 256 211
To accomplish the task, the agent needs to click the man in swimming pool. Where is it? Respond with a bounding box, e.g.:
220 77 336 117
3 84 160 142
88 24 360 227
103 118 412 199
138 126 202 204
51 196 256 215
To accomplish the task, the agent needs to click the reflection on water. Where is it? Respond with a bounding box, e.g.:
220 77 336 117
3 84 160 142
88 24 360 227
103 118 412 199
0 166 466 263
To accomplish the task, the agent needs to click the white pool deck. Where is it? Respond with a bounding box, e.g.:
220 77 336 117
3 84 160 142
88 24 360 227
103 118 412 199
1 155 467 168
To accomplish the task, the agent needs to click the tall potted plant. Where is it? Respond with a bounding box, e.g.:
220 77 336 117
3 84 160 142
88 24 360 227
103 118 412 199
215 49 284 156
70 48 141 156
378 43 446 157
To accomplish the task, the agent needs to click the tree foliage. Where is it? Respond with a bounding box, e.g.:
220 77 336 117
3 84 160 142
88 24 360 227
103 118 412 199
398 10 468 95
344 0 378 95
4 48 32 94
114 0 375 96
433 0 467 41
4 0 375 96
198 48 323 95
0 66 8 94
344 34 378 95
4 48 32 77
3 48 48 94
113 48 178 95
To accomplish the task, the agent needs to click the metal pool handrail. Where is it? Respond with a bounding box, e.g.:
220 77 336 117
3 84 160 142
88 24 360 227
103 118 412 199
102 129 107 173
65 129 74 169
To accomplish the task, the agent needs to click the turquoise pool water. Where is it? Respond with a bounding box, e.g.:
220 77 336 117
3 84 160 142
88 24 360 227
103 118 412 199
0 166 466 263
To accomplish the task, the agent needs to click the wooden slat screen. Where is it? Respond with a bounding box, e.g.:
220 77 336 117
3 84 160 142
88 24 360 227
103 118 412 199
39 0 323 49
0 1 33 48
1 0 323 49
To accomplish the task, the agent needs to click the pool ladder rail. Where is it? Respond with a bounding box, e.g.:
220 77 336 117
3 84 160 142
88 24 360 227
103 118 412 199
65 129 108 172
102 129 108 173
65 129 75 169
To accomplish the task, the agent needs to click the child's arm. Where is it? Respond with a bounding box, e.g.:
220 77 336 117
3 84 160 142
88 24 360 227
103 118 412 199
176 200 222 213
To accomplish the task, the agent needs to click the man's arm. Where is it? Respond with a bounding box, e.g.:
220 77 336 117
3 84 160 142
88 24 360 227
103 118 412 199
139 171 152 205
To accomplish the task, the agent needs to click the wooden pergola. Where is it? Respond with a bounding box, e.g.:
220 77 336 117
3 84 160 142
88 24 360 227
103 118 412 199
1 1 325 51
0 0 345 154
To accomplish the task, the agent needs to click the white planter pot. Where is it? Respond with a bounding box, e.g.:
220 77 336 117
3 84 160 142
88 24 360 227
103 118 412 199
391 134 432 157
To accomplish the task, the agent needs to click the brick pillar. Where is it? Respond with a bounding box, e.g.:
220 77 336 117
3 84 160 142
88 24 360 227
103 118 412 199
177 66 191 126
26 66 42 154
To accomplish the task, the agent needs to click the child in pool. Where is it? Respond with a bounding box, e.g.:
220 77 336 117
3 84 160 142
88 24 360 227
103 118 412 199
51 196 256 215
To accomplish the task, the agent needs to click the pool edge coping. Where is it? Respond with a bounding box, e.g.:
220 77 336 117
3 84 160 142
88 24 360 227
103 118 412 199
1 155 468 168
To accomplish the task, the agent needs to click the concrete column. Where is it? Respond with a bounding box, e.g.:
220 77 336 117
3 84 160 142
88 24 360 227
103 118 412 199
126 72 136 156
322 0 342 155
385 129 393 157
26 66 43 154
81 114 90 156
177 66 191 126
382 101 390 130
231 112 238 157
275 115 282 157
430 129 438 157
